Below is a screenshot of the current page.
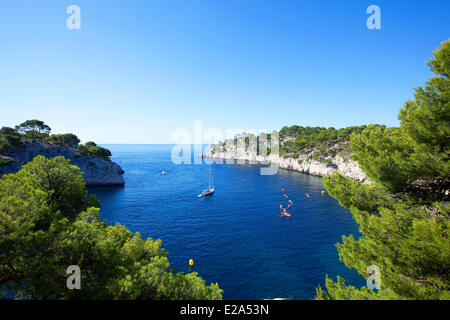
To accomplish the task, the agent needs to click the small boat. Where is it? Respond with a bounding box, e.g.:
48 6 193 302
198 165 215 197
162 171 167 175
198 187 214 198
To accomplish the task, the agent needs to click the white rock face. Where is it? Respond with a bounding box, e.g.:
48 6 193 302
0 141 125 186
204 145 368 183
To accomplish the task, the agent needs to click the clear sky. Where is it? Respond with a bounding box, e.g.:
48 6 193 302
1 0 449 143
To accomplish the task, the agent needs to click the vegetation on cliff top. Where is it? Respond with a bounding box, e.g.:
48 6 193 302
0 120 112 160
0 155 222 299
210 125 368 161
315 40 450 300
279 125 368 159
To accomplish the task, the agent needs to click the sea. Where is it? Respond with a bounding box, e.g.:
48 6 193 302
89 144 366 299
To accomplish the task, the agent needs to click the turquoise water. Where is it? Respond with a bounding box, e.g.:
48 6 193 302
90 144 365 299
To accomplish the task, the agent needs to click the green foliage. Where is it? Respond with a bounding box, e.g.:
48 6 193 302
351 125 417 192
47 134 80 149
87 146 112 158
3 135 21 147
0 156 222 300
321 174 450 300
12 156 98 219
212 127 367 158
398 42 450 179
0 127 22 154
351 41 449 193
15 120 51 142
77 145 88 156
312 151 321 160
0 127 21 146
0 142 11 154
85 141 97 147
323 173 396 213
317 41 450 300
314 285 330 300
279 125 367 157
77 143 112 159
317 276 390 300
0 127 17 136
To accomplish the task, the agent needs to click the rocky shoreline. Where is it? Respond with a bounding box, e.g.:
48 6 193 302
0 141 125 186
203 147 368 183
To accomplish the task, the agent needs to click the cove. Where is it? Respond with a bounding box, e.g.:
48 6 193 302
90 144 366 299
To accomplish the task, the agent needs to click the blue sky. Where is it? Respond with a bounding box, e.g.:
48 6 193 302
0 0 449 143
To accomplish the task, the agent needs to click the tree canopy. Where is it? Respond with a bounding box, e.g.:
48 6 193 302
0 127 22 153
15 120 51 142
279 125 367 158
77 142 112 159
316 40 450 300
0 120 112 161
46 133 81 149
0 156 222 299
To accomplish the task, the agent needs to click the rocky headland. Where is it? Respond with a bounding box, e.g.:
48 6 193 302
0 141 125 186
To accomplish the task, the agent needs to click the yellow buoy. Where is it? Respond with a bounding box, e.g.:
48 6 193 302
189 259 194 267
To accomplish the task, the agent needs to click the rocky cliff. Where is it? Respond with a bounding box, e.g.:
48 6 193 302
204 141 368 183
0 141 125 186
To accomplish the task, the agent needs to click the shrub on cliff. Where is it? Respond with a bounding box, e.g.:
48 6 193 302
46 133 81 149
316 40 450 300
87 145 112 158
0 127 21 145
0 155 222 300
0 127 22 154
77 142 112 159
84 141 97 147
279 125 367 157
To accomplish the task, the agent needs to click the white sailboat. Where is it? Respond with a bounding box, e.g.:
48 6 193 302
198 165 214 197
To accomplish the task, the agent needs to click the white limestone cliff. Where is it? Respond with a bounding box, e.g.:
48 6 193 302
204 143 368 183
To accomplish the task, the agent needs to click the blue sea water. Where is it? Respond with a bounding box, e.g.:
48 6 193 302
89 144 366 299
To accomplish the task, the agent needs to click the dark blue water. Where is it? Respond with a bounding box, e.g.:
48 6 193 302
90 144 365 299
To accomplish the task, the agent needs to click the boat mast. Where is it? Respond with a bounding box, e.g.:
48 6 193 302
209 164 214 189
209 164 211 188
211 164 214 188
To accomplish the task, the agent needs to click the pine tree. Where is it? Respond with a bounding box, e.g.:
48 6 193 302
316 40 450 300
0 156 222 300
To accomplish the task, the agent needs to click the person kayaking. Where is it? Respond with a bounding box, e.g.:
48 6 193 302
281 209 292 219
280 190 293 219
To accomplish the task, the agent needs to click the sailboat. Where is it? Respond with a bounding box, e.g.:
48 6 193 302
198 164 215 197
